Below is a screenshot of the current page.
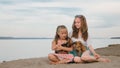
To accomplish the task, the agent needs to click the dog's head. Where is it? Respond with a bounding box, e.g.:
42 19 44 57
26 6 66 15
73 41 86 52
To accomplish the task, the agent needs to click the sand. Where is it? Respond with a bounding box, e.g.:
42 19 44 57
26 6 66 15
0 44 120 68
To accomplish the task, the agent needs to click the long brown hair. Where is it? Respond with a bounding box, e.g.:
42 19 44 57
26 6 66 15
72 15 88 41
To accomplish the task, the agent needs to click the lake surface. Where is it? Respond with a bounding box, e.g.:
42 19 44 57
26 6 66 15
0 38 120 61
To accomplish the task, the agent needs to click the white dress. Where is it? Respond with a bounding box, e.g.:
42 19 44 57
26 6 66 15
68 31 92 47
68 31 93 56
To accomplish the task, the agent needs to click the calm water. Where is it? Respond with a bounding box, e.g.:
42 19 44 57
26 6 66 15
0 38 120 61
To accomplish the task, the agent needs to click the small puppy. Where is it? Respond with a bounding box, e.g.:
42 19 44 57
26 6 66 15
73 41 86 56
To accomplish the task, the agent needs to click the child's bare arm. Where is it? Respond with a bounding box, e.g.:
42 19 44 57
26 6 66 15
51 41 62 51
61 46 73 52
51 41 57 50
88 45 101 58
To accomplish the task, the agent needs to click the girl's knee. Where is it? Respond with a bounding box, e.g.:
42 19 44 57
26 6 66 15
81 56 97 62
81 56 90 61
48 54 52 58
48 54 54 59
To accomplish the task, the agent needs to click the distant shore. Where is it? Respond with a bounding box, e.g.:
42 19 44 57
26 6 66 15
110 37 120 39
0 37 53 39
1 36 120 40
0 44 120 68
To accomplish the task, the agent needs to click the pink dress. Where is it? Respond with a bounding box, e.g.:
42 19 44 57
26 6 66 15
53 42 74 62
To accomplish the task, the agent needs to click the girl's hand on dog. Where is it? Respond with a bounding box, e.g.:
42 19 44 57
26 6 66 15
56 45 63 50
57 40 62 45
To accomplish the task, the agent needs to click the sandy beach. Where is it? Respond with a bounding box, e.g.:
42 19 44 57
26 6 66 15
0 44 120 68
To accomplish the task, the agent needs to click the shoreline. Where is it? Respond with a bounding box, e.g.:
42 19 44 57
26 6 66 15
0 44 120 68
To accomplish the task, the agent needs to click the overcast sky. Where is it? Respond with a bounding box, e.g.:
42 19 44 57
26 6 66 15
0 0 120 38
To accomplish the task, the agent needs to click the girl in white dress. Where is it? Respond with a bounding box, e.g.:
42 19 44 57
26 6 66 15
69 15 110 63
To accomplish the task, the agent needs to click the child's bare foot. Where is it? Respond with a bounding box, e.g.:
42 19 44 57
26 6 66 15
98 58 111 62
49 61 58 65
58 59 68 64
49 60 67 64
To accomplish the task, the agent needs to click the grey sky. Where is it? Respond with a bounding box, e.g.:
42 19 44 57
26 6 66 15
0 0 120 38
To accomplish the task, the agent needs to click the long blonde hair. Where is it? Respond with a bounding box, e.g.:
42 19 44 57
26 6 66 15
54 25 72 46
72 15 88 41
54 25 68 43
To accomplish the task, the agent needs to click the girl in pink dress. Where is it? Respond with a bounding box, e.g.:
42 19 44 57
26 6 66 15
48 25 74 64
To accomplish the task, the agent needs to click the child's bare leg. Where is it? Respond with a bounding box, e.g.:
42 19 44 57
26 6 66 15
81 56 98 62
81 51 110 63
57 59 70 64
97 57 111 62
48 54 60 64
81 51 97 62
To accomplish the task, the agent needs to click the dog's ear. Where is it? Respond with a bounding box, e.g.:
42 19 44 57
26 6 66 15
77 41 86 52
78 41 82 43
77 42 82 46
81 45 86 52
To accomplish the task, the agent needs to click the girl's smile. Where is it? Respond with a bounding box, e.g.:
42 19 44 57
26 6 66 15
74 18 81 29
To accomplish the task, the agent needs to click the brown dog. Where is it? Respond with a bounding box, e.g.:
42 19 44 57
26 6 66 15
73 41 86 57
